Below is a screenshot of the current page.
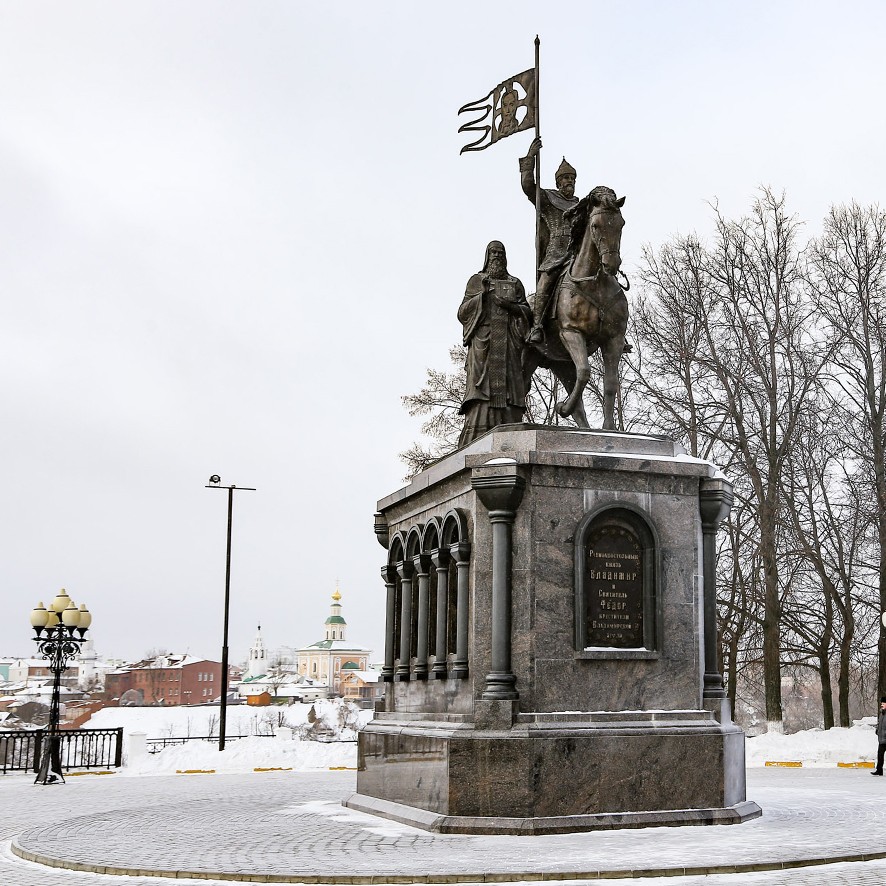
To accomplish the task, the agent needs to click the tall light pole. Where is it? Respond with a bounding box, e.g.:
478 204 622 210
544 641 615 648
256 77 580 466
29 589 92 784
205 475 255 751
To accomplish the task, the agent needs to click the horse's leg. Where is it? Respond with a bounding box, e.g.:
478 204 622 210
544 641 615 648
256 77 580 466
555 328 591 420
551 360 590 429
522 345 542 399
600 337 625 430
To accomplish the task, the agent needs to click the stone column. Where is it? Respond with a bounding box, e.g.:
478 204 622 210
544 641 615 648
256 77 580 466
413 554 431 680
381 565 397 683
430 549 450 679
472 463 526 701
449 542 471 679
395 560 414 681
699 477 733 700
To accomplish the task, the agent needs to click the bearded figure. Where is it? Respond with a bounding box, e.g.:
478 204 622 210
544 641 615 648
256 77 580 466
458 241 532 447
518 136 579 343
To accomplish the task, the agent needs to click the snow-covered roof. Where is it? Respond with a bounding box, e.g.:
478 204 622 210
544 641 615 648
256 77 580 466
9 658 77 668
298 640 371 652
126 655 218 671
344 671 381 683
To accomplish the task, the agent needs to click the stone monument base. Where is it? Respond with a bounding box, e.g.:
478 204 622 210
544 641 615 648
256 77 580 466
345 709 761 835
359 426 760 835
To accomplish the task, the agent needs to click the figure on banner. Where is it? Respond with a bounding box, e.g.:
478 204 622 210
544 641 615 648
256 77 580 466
518 136 579 343
458 67 536 154
458 241 533 447
496 87 521 138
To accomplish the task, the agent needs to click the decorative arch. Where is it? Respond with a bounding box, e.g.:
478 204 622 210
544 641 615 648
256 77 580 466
379 509 473 683
405 525 423 562
574 503 660 657
441 509 470 548
388 532 406 568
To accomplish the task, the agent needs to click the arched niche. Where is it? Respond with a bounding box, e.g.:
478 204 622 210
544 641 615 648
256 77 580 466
574 504 660 659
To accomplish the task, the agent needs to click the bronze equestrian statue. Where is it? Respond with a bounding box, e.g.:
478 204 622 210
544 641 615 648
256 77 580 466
522 185 629 431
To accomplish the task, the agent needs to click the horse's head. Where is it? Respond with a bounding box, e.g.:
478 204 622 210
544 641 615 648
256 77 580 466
586 186 626 276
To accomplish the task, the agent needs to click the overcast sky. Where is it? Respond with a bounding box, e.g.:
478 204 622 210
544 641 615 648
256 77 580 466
2 2 884 666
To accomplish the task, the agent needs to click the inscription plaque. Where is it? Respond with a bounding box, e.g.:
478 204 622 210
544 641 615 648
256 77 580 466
585 522 645 648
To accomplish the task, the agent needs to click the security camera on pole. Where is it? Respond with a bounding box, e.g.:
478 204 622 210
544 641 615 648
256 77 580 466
205 475 255 751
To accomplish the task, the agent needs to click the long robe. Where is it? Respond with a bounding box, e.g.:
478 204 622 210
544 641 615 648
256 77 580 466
457 272 532 447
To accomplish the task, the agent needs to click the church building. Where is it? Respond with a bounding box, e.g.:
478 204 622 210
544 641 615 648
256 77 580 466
245 624 268 680
295 587 371 695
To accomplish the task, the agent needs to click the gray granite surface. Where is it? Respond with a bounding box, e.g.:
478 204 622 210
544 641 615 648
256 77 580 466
369 426 746 830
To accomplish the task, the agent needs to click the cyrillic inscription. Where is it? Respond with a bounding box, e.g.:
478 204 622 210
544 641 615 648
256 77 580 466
585 523 644 648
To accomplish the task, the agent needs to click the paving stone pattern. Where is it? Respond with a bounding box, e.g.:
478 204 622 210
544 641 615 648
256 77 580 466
2 768 886 885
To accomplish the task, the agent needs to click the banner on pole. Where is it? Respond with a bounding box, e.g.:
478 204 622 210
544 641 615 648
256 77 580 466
457 68 536 154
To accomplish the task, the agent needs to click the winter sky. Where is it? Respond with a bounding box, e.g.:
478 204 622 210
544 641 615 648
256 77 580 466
2 1 884 664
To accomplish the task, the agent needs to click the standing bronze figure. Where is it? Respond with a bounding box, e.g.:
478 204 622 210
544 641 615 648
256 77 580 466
522 186 628 431
458 242 532 447
519 136 579 343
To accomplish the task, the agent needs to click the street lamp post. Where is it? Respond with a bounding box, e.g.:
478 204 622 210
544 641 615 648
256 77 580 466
205 475 255 751
29 589 92 785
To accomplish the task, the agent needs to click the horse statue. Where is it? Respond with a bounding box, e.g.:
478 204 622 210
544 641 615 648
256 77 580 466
522 185 628 430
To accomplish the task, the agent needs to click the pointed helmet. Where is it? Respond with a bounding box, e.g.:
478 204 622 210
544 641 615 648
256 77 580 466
555 157 577 182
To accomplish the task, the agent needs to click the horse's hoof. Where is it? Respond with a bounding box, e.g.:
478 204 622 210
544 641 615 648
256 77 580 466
556 401 571 418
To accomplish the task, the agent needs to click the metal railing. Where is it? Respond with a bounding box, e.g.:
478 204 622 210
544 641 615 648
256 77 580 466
0 727 123 774
146 733 275 753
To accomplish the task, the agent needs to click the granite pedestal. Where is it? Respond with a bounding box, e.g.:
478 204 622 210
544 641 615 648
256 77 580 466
346 425 760 833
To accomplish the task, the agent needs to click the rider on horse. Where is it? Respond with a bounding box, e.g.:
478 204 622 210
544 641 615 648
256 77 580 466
518 136 580 343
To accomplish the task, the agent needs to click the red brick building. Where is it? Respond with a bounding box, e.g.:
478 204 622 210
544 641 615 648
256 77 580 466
105 654 226 706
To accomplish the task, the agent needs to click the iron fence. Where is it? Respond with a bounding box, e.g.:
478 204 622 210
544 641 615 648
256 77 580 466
0 727 123 774
146 734 275 753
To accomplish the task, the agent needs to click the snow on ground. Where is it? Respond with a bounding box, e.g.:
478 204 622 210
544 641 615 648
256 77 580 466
746 718 878 767
80 700 372 776
121 733 356 776
83 699 357 738
75 705 884 775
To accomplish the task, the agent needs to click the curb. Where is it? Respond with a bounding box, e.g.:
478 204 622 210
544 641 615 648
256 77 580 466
163 767 356 775
763 761 876 768
12 839 886 884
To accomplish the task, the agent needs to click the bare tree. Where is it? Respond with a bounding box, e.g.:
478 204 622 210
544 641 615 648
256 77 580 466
635 189 829 730
265 655 289 703
700 190 829 730
400 346 584 477
400 346 467 476
808 202 886 701
780 406 873 726
628 235 724 457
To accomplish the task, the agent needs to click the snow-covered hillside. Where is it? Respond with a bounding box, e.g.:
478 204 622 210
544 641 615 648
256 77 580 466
81 700 372 776
83 699 366 740
74 704 884 777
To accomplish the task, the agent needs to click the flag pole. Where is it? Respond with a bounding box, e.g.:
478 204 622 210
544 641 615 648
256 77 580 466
534 35 541 288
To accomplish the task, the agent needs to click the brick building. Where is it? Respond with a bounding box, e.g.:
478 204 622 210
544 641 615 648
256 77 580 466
105 654 226 706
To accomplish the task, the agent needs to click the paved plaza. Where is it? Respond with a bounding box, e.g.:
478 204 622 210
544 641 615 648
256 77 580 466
2 768 886 885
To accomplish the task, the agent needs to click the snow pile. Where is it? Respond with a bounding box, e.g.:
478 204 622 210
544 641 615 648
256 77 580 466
122 733 355 776
80 700 373 776
86 701 313 738
746 718 878 767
